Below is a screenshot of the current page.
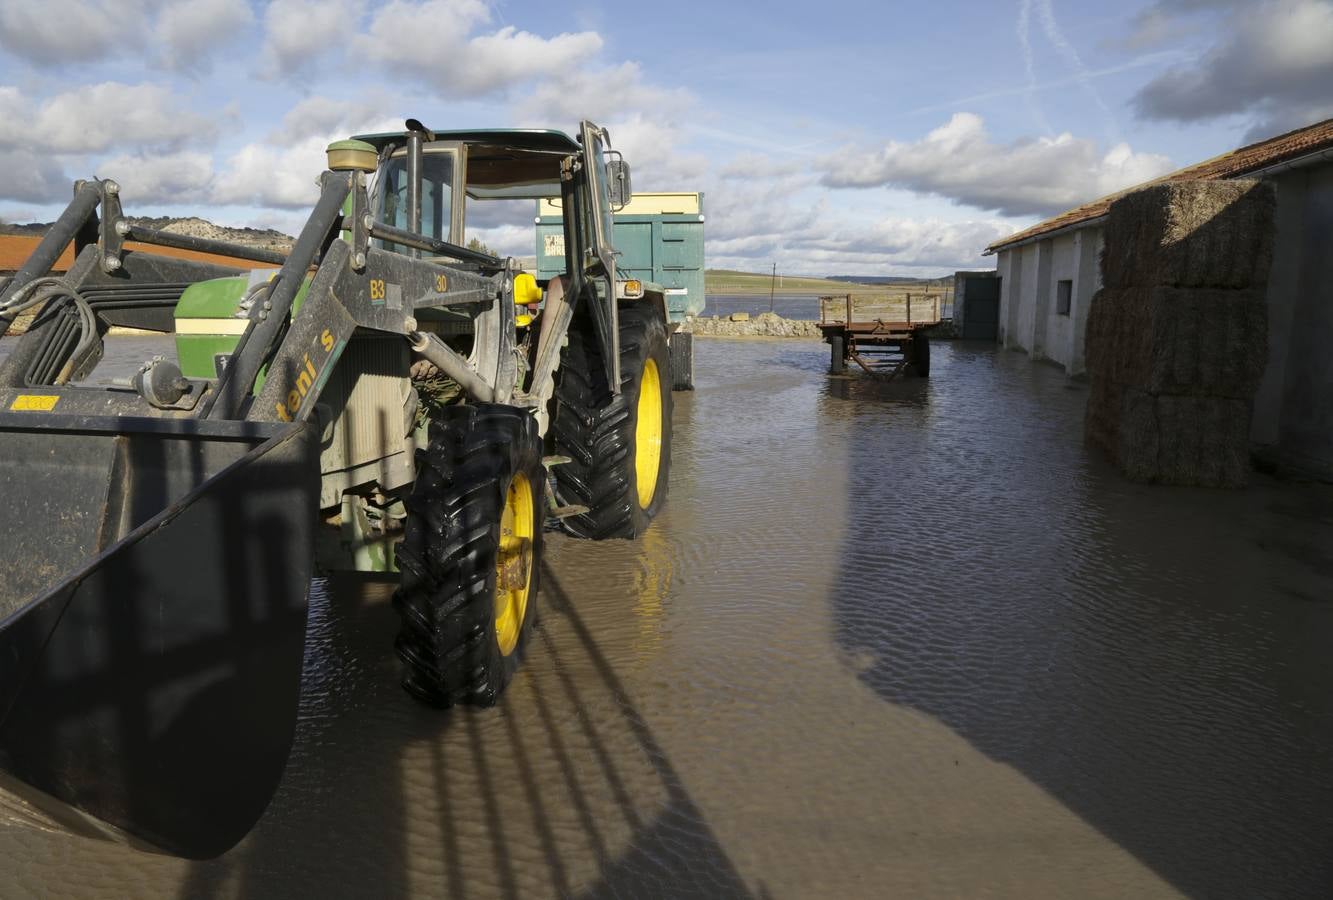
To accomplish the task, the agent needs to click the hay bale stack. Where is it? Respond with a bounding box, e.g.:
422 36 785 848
1101 180 1275 290
1084 179 1274 487
1083 375 1123 456
1090 286 1267 397
1109 390 1252 487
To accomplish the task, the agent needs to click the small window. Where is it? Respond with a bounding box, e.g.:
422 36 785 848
1056 279 1072 316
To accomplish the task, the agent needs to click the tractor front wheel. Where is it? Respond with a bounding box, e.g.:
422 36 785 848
393 404 546 707
553 302 673 539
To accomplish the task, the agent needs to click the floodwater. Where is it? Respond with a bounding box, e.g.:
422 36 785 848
704 292 824 319
2 336 1332 898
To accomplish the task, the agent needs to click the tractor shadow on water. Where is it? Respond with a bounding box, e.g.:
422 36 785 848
819 342 1333 899
180 563 758 900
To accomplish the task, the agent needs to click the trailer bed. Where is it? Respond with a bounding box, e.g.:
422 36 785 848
817 293 942 379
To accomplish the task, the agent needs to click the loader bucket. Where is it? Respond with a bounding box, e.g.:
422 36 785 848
0 413 318 859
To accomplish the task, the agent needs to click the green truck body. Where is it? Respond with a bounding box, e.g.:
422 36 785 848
536 191 705 323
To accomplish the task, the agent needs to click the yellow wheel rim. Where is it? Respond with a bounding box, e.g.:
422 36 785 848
634 357 663 509
494 472 535 657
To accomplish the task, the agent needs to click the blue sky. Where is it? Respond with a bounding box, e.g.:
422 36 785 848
0 0 1330 275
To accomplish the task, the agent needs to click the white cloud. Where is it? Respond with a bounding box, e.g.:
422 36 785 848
699 160 1010 276
706 213 1011 277
0 0 248 72
0 83 216 154
211 97 401 209
700 173 827 264
0 0 152 66
1131 0 1333 139
0 150 70 204
267 95 398 146
357 0 602 96
796 218 1013 270
603 115 708 189
259 0 365 78
94 151 215 204
156 0 254 73
513 62 700 190
515 62 691 126
819 112 1174 218
467 223 533 258
212 135 331 209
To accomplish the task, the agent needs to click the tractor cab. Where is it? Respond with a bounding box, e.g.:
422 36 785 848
350 123 632 284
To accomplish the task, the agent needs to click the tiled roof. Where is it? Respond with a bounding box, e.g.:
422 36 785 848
986 117 1333 253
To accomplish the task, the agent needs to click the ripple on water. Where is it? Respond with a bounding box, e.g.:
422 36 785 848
0 337 1330 898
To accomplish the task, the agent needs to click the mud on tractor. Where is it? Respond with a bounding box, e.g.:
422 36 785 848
0 120 676 858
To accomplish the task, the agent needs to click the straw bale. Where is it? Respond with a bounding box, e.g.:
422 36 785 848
1084 375 1123 456
1084 286 1267 397
1154 395 1252 487
1101 180 1275 290
1115 389 1161 482
1110 389 1252 487
1144 289 1267 398
1082 288 1152 383
1084 288 1114 377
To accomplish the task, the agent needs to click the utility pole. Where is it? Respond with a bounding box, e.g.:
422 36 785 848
769 262 776 314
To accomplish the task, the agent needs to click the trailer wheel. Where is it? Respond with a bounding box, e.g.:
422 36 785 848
830 335 846 374
553 302 673 539
669 331 694 391
912 334 931 378
393 404 545 708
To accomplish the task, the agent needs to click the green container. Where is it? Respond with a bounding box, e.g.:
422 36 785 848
174 271 312 385
535 192 705 322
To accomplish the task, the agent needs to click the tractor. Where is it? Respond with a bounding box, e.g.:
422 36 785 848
0 119 674 858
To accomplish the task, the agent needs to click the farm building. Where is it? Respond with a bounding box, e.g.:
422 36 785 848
985 118 1333 480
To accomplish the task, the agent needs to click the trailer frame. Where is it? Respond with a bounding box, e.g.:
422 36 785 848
817 293 939 380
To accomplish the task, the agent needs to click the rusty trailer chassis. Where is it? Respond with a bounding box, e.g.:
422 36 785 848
817 293 937 380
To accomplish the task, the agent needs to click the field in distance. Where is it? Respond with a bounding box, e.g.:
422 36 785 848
705 269 951 296
705 269 874 294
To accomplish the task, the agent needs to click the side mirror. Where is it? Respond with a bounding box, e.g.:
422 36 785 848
606 159 632 209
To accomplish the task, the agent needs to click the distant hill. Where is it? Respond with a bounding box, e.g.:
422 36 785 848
825 275 951 286
0 216 293 253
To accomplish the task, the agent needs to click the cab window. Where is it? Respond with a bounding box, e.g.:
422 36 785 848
378 150 456 243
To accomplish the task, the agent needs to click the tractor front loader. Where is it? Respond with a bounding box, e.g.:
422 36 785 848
0 120 673 858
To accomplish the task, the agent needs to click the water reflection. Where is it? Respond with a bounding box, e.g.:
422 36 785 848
1 337 1329 899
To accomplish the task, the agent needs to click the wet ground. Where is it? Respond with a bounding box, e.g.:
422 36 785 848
2 337 1332 898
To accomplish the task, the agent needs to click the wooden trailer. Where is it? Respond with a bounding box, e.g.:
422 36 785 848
817 293 942 379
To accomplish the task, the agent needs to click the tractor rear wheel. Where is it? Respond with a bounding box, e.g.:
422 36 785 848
669 331 694 391
552 302 672 539
393 404 545 707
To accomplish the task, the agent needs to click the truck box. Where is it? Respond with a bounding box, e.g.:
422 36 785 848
535 191 705 323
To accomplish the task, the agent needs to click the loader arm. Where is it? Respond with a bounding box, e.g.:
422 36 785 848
0 165 515 858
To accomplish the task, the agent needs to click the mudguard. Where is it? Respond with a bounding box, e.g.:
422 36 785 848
0 414 317 859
